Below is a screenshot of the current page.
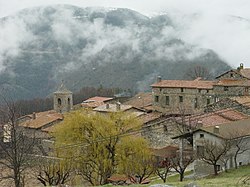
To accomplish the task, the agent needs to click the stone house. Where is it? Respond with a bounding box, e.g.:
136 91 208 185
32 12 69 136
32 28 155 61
151 77 215 114
152 63 250 114
173 118 250 175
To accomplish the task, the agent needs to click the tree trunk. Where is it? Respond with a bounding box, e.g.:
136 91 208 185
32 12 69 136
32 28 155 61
213 164 218 175
234 155 238 169
180 171 184 182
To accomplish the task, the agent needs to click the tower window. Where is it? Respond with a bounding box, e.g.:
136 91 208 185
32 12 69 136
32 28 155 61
181 88 184 92
58 98 62 106
224 86 229 91
68 98 70 105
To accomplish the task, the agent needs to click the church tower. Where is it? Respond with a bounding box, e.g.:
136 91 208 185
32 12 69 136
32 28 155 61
53 81 73 113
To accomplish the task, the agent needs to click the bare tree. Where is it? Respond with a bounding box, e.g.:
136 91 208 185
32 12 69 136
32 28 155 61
0 97 37 187
229 131 250 169
184 65 212 80
36 158 73 186
155 157 172 183
199 139 231 175
170 150 194 182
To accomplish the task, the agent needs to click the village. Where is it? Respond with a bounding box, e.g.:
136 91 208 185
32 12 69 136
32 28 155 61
0 63 250 187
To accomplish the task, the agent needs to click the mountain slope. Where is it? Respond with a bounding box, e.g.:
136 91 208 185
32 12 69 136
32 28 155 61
0 5 231 99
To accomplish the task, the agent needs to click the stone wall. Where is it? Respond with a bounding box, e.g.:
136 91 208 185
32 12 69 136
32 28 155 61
152 87 214 114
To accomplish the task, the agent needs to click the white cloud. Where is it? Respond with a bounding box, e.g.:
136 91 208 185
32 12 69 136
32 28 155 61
1 0 250 67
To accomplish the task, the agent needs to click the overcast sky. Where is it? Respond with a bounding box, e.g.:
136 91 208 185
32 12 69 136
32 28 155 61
1 0 250 66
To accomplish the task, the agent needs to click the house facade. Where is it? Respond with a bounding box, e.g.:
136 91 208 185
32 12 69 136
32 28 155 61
174 118 250 175
152 64 250 114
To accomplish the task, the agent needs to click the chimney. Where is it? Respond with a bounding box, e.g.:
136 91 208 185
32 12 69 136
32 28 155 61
197 121 203 128
32 112 36 120
213 126 220 134
106 103 110 109
157 76 162 82
116 102 121 111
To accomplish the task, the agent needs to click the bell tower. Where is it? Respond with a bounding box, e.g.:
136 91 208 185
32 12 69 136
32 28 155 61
53 81 73 113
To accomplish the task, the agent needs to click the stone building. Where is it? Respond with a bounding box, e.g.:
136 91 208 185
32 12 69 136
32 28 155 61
53 81 73 113
151 64 250 114
151 77 215 114
173 118 250 175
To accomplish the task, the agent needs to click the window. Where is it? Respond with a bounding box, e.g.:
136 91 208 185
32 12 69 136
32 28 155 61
224 86 229 91
216 165 221 172
206 90 209 93
58 98 62 106
197 146 204 157
165 96 170 105
163 125 168 132
207 98 210 105
155 95 159 102
230 73 234 78
200 134 204 138
194 98 198 108
181 88 184 92
179 96 183 103
198 89 201 93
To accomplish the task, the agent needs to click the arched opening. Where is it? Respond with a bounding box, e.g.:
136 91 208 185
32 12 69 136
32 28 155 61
67 98 71 111
58 98 62 106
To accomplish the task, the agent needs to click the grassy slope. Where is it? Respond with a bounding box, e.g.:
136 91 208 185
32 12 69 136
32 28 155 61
108 165 250 187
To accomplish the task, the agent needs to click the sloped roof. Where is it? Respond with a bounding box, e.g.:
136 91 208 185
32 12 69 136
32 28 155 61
81 96 114 108
201 118 250 139
175 108 248 128
83 96 113 103
54 82 72 94
239 68 250 79
215 79 250 86
124 92 152 109
19 110 63 129
216 68 250 80
151 79 215 89
230 96 250 106
173 117 250 140
138 111 162 124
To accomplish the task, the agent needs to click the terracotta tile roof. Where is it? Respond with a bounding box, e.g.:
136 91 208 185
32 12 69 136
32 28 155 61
138 112 162 124
239 68 250 79
19 110 63 130
81 96 114 108
177 108 248 128
216 68 250 80
173 118 250 140
151 79 215 89
124 92 152 109
216 79 250 86
230 96 250 106
202 118 250 139
83 96 113 102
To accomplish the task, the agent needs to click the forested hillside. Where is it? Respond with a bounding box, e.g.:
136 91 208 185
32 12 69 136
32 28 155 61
0 5 231 100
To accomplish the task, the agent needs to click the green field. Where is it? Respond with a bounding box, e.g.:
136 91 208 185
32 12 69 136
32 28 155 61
107 165 250 187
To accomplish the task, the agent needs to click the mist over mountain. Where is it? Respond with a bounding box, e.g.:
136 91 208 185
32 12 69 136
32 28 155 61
0 4 231 100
